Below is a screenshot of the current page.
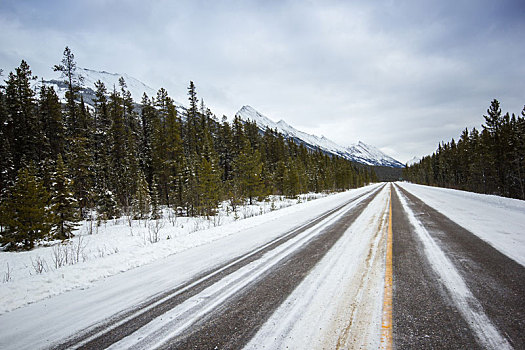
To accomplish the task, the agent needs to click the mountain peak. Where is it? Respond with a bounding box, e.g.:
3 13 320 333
237 105 279 130
41 67 158 104
236 106 404 168
406 156 421 166
77 67 157 102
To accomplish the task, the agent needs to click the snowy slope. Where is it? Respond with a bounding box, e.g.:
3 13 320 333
406 156 421 166
41 68 158 104
79 68 157 102
237 105 404 168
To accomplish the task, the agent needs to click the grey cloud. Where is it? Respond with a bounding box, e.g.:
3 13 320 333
1 0 524 163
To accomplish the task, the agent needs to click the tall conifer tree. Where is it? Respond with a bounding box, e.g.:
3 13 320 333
50 154 79 239
0 164 51 250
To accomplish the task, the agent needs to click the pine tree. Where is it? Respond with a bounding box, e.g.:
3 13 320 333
54 46 83 136
68 136 93 215
0 164 51 250
108 86 127 206
197 157 221 217
197 122 221 216
119 78 140 207
0 72 15 194
139 93 155 186
217 117 234 182
92 80 111 194
154 90 184 207
150 175 161 220
38 84 65 160
50 154 79 239
98 191 119 224
4 60 40 169
132 171 151 220
235 139 264 205
184 81 199 157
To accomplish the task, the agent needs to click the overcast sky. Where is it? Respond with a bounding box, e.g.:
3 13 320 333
1 0 524 163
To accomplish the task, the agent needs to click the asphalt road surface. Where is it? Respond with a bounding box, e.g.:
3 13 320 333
54 185 384 349
392 184 525 349
1 183 524 349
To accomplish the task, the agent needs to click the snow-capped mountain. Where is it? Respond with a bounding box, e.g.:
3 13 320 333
79 68 157 102
236 105 404 168
41 68 158 104
406 156 421 166
38 67 403 168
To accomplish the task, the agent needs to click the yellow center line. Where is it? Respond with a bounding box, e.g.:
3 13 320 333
380 184 393 349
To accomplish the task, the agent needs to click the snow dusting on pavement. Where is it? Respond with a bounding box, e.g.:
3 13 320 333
397 182 525 266
395 186 512 349
247 184 390 349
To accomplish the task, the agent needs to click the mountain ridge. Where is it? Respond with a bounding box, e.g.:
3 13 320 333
236 105 404 168
40 68 403 168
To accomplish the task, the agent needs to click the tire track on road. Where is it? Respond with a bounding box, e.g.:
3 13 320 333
396 184 525 349
54 185 384 350
391 186 480 349
151 186 385 349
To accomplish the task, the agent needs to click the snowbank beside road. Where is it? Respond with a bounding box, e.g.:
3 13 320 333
0 186 380 315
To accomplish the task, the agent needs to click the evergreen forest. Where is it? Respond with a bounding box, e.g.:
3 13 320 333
0 47 376 250
404 99 525 200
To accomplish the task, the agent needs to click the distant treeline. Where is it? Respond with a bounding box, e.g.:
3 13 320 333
372 165 403 182
404 99 525 200
0 47 377 250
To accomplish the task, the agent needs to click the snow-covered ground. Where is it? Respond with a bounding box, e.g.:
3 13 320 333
397 182 525 267
0 185 382 350
0 192 331 314
2 182 522 349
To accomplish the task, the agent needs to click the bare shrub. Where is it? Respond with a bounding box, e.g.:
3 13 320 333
52 236 87 268
213 212 223 227
2 263 12 283
31 256 48 274
97 246 106 258
147 217 164 243
52 244 67 269
86 210 97 235
71 236 87 264
168 207 178 227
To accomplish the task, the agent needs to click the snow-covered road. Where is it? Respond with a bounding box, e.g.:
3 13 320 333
1 182 524 349
0 184 384 349
393 183 524 349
